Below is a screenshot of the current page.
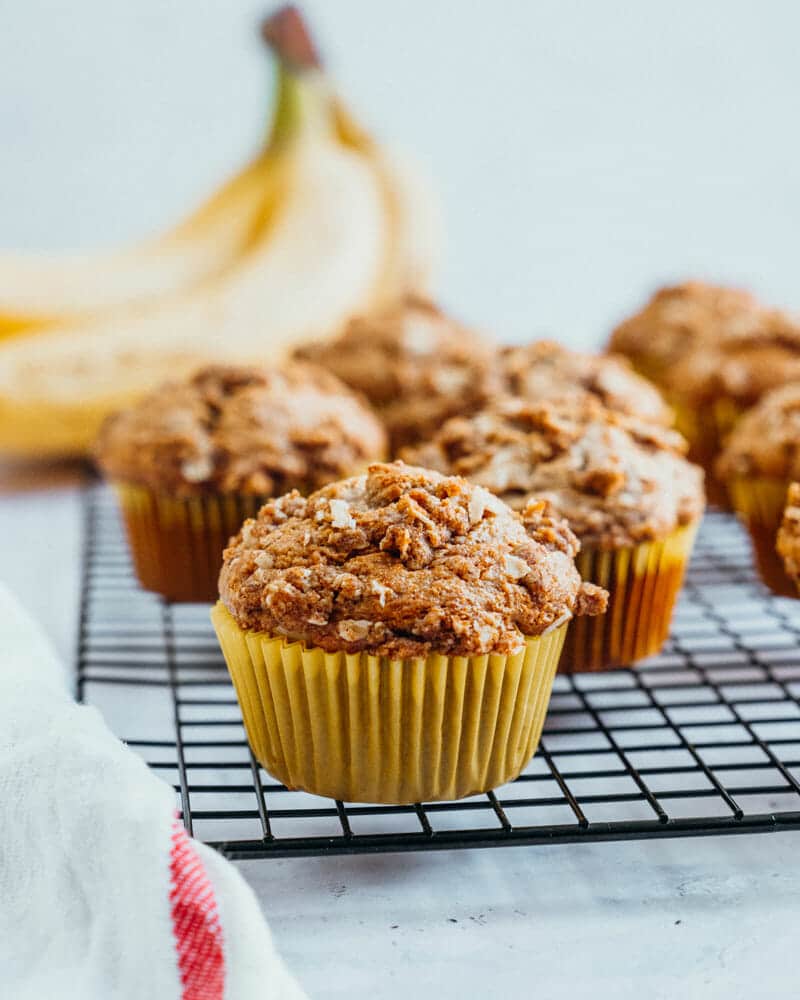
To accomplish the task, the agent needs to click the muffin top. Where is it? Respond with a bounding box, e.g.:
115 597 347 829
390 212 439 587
219 462 607 658
709 322 800 407
608 281 795 401
499 340 671 425
95 363 387 497
403 397 705 547
292 295 500 451
777 483 800 591
716 383 800 481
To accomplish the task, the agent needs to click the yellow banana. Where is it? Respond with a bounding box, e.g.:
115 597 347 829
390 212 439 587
0 70 383 456
333 101 442 309
0 7 441 459
0 153 280 342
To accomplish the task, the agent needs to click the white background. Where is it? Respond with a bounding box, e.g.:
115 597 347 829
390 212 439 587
2 0 799 345
3 3 800 997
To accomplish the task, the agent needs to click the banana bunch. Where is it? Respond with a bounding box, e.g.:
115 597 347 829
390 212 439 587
0 7 441 459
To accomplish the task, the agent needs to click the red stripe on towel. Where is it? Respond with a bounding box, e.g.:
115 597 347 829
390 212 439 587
169 818 224 1000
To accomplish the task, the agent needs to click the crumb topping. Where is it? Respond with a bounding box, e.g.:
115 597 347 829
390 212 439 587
219 462 607 657
403 397 705 547
609 281 800 406
95 363 387 496
292 295 501 452
717 382 800 480
499 341 671 425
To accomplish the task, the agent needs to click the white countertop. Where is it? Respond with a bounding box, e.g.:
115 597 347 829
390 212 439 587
2 475 799 999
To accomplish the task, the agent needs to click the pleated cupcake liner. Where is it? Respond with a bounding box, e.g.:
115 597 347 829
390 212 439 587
211 602 567 804
711 396 746 447
728 476 796 597
670 397 729 508
559 522 699 674
113 483 267 603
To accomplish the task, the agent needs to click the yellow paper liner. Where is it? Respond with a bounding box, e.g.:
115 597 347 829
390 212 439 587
668 396 728 508
559 522 699 674
728 476 795 597
211 603 567 804
113 483 266 602
711 396 746 448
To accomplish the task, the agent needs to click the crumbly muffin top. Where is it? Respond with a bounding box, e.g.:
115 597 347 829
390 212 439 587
609 281 797 402
777 483 800 591
219 462 607 658
716 383 800 481
499 340 671 425
403 397 705 547
710 325 800 406
292 295 500 452
95 363 387 497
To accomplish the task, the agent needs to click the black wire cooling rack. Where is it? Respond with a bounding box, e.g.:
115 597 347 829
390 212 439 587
76 486 800 859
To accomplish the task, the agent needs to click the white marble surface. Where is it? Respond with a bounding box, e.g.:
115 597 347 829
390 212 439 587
4 2 800 995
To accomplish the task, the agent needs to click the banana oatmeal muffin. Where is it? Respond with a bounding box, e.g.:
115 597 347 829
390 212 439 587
609 281 800 501
717 383 800 596
777 484 800 594
608 281 764 384
212 461 607 802
404 396 705 671
498 340 671 426
95 363 386 601
292 295 500 452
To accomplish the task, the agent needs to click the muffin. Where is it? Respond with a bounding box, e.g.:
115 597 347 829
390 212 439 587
717 384 800 596
608 281 761 384
211 462 607 803
609 281 800 503
292 295 500 452
95 363 387 602
404 396 705 672
499 340 672 426
777 484 800 594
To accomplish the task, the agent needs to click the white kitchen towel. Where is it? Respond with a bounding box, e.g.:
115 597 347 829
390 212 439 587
0 584 305 1000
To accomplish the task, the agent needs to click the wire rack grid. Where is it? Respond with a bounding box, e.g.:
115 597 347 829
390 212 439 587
76 486 800 859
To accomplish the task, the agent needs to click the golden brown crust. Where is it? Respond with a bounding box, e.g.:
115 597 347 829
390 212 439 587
609 281 761 384
292 295 501 452
499 341 672 425
777 483 800 590
717 383 800 481
219 462 607 657
403 397 705 548
95 363 387 497
609 281 800 407
712 329 800 406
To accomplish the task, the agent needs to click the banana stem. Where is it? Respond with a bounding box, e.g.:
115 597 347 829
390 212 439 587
261 5 321 72
263 7 331 148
